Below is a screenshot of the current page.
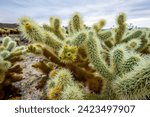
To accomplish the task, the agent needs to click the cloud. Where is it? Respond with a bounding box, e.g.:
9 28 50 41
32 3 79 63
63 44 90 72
0 0 150 27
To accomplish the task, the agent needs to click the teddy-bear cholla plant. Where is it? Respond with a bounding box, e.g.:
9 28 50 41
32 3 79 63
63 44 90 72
46 68 84 100
86 13 150 99
0 36 27 99
19 12 150 100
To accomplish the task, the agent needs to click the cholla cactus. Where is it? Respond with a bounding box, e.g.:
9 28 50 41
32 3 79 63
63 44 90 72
0 57 11 83
0 36 26 99
43 17 66 41
18 12 150 100
46 68 84 100
69 12 84 33
114 13 126 44
113 57 150 99
0 36 27 59
19 17 44 43
92 19 106 32
85 13 150 99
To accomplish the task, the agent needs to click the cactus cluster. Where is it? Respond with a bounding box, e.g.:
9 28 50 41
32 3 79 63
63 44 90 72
18 12 150 100
0 12 149 100
0 36 27 99
0 36 26 59
0 28 20 36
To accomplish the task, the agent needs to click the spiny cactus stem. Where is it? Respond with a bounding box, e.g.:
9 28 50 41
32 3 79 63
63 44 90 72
86 31 114 80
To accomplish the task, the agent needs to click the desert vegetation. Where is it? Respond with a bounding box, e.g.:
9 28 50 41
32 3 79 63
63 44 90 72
0 12 150 100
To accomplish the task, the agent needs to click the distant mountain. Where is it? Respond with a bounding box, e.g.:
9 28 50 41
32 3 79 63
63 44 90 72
0 23 19 28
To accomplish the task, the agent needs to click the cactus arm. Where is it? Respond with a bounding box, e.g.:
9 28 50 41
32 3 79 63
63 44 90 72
114 13 126 44
44 31 63 51
92 19 106 32
67 31 88 46
113 59 150 99
110 48 124 77
70 12 84 33
2 36 12 47
19 17 44 43
122 30 143 43
122 54 141 74
86 31 113 80
51 17 65 40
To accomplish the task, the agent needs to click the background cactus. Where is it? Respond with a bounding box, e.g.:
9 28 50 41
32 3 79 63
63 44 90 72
0 36 26 99
0 36 26 59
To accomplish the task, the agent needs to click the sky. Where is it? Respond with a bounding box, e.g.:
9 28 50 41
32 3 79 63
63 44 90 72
0 0 150 28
